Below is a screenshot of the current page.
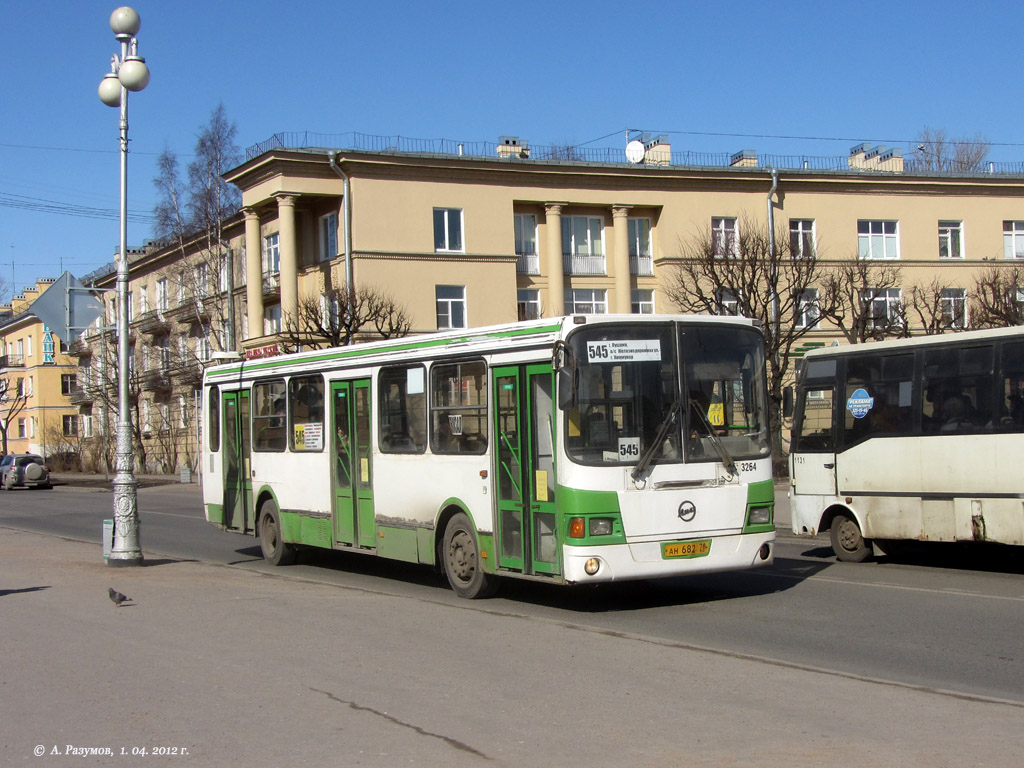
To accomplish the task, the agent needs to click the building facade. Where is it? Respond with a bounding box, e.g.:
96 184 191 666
75 134 1024 472
0 279 80 462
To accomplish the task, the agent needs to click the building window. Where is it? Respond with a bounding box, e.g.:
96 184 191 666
795 289 820 329
629 218 653 275
82 414 93 438
632 289 655 314
938 221 963 259
517 289 541 321
858 220 899 260
26 335 33 357
1003 221 1024 259
197 326 212 362
716 289 740 316
263 304 282 335
17 418 25 439
195 262 209 298
262 232 280 274
62 414 78 437
514 214 539 274
564 288 607 314
789 219 816 258
436 285 466 329
433 208 463 252
319 212 338 262
861 288 902 328
61 374 76 395
940 288 968 328
156 278 168 312
712 217 739 257
562 216 605 275
140 285 149 313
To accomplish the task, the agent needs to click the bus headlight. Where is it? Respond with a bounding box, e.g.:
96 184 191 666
584 558 601 575
589 518 614 536
747 507 772 525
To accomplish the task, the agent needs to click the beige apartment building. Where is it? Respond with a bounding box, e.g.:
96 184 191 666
75 133 1024 472
0 279 80 462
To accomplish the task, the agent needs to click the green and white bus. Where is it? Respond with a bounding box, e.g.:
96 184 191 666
789 326 1024 561
202 315 776 598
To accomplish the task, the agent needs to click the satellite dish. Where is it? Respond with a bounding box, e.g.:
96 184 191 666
625 140 645 164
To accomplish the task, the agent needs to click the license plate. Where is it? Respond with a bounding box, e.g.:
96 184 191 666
662 539 711 559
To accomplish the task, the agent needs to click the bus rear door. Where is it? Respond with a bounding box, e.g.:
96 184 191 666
331 379 375 549
222 390 253 533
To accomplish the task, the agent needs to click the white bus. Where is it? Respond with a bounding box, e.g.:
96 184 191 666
789 326 1024 561
201 315 775 597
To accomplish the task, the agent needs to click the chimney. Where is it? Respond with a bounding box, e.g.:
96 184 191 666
848 142 871 169
497 136 530 159
643 134 671 165
876 146 904 173
730 149 758 168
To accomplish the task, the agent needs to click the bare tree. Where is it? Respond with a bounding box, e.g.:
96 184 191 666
969 265 1024 328
908 278 968 334
908 127 990 173
278 285 412 352
0 375 28 455
818 258 907 343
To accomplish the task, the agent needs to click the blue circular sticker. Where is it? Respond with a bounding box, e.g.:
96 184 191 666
847 388 874 419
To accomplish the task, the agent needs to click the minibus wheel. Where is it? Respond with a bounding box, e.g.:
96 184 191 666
442 513 498 599
259 500 297 566
830 513 872 563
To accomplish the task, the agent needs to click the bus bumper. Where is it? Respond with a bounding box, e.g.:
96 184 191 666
562 531 775 584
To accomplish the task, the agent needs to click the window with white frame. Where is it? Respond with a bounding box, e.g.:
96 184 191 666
561 216 605 275
108 298 117 325
716 289 740 316
938 221 963 259
514 213 538 274
321 293 341 329
263 304 281 335
433 208 463 252
794 289 820 329
195 262 209 297
712 217 739 257
220 253 231 293
179 395 188 428
62 414 77 437
140 285 149 313
82 413 93 438
940 288 968 328
176 273 186 306
142 400 152 434
26 335 32 357
1003 221 1024 259
564 288 607 314
156 337 171 370
858 220 899 259
517 289 541 321
262 232 280 274
789 219 816 258
632 289 655 314
159 402 171 432
27 376 33 397
319 212 338 262
629 218 653 275
436 285 467 329
61 374 76 395
861 288 903 328
17 418 25 438
156 278 168 312
197 326 212 362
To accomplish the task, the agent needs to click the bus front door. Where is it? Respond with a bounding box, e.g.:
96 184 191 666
332 380 375 549
222 390 253 533
791 386 838 497
493 364 559 576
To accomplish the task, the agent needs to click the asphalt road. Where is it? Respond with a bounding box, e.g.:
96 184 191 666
2 481 1023 706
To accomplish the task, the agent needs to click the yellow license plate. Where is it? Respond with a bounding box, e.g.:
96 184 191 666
662 539 712 559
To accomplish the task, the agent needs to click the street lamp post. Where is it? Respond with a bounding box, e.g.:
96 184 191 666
98 6 150 567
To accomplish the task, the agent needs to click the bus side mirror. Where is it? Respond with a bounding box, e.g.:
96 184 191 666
783 387 794 419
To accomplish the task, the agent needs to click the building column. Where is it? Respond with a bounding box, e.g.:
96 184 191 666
544 203 566 317
612 205 633 314
243 207 263 340
275 194 299 328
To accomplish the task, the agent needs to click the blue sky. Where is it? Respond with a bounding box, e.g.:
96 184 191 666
2 0 1023 302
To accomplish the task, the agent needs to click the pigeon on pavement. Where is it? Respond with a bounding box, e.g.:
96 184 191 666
108 587 131 607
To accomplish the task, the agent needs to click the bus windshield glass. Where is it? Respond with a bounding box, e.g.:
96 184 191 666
564 323 770 467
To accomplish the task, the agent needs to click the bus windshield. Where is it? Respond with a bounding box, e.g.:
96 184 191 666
564 323 770 467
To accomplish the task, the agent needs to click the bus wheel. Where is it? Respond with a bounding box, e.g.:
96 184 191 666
830 513 872 563
443 513 498 599
259 500 297 566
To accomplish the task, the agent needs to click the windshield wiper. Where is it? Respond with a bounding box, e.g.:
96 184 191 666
689 402 737 476
631 399 682 481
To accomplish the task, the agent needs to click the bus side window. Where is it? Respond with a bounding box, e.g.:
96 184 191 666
794 387 834 452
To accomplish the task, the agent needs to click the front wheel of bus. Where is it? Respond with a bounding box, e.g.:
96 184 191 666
443 513 498 599
830 513 872 563
260 501 297 566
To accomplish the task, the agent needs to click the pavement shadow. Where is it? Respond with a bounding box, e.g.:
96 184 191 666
1 585 51 597
800 541 1024 575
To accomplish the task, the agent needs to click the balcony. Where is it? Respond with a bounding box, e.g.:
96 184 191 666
0 354 24 369
562 252 606 276
262 273 280 296
69 387 94 405
136 310 170 336
140 367 173 392
516 250 540 275
68 338 92 357
630 253 654 276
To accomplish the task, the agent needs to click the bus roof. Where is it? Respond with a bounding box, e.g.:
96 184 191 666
803 326 1024 361
203 313 761 383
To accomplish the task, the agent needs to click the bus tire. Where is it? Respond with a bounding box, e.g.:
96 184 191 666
259 500 297 566
830 513 872 563
442 512 498 599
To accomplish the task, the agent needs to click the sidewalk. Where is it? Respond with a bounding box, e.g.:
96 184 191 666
2 527 1022 767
